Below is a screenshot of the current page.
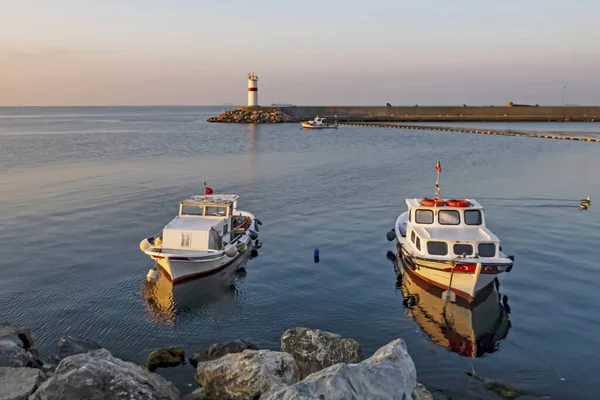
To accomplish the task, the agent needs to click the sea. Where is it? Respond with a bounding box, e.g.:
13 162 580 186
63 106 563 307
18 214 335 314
1 106 599 399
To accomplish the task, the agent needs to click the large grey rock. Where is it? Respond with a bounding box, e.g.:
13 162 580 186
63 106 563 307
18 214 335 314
413 383 433 400
30 348 179 400
0 323 41 368
146 346 185 372
281 327 364 379
262 338 417 400
56 335 101 360
0 367 45 400
195 349 298 400
188 339 257 368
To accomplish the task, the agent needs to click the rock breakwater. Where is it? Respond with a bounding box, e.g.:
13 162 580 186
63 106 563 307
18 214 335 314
1 322 438 400
207 109 295 123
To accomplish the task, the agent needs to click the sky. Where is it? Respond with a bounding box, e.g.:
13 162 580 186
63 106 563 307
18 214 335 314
1 0 599 106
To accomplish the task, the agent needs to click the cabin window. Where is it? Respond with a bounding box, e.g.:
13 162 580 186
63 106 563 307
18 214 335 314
181 206 203 216
223 224 229 235
464 210 482 225
415 210 434 224
453 243 473 256
410 230 416 243
438 210 460 225
205 207 227 217
478 243 496 257
408 210 411 222
416 237 421 251
427 241 448 256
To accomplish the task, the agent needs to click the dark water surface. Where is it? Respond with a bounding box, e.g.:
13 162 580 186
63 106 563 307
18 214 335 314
1 107 599 399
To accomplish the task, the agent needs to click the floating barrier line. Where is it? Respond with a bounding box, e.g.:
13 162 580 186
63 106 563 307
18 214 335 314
336 123 600 143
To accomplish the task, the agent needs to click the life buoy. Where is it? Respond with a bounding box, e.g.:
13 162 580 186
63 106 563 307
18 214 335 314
446 199 471 207
420 198 446 207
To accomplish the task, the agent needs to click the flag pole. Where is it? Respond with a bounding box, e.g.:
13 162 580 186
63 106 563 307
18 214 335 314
204 181 207 200
435 161 441 200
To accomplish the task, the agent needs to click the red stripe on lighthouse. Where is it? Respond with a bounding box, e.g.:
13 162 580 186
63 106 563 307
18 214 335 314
248 88 257 91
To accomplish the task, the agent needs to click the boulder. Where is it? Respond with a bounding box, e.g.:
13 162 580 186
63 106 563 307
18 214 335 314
188 339 257 368
413 382 433 400
30 348 179 400
262 339 417 400
57 334 102 360
0 323 42 368
281 327 364 379
195 349 298 400
0 367 46 400
146 346 185 371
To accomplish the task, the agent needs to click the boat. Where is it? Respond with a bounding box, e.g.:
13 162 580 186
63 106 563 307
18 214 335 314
301 115 338 129
140 185 262 284
387 161 514 303
393 253 511 358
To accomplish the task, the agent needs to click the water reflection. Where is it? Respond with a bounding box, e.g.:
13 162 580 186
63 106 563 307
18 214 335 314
141 257 250 326
244 124 259 182
390 252 511 358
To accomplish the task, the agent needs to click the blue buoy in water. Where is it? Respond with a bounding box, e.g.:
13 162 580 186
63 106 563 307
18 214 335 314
314 248 319 263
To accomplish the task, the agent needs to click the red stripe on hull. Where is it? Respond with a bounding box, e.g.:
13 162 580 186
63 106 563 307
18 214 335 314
248 88 257 91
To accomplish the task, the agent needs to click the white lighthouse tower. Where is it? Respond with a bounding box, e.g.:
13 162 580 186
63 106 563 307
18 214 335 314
247 72 258 107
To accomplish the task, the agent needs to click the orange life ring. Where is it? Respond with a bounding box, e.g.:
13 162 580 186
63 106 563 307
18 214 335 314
420 198 446 207
446 199 471 207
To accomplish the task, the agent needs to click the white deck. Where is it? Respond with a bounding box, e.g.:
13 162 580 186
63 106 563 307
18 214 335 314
165 215 225 231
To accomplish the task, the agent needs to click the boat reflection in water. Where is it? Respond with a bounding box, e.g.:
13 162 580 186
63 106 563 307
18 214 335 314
390 251 512 358
141 254 252 326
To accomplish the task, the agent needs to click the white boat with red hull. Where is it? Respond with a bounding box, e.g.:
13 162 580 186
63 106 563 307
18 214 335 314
387 161 514 303
140 187 261 284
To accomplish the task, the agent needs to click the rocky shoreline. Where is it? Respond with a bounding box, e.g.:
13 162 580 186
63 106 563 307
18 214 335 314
207 109 296 123
0 322 434 400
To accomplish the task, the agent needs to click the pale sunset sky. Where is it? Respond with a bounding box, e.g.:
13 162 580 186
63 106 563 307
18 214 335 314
1 0 599 106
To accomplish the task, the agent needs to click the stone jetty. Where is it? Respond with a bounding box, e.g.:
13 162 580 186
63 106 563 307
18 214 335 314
0 322 438 400
207 109 295 123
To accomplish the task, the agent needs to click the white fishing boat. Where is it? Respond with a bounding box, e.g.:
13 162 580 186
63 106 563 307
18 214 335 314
301 115 338 129
387 161 514 303
140 186 261 284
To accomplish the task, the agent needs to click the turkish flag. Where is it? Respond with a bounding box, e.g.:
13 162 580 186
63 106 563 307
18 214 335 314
436 161 442 173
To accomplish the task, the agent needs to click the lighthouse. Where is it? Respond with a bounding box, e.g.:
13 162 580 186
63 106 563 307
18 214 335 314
247 72 258 107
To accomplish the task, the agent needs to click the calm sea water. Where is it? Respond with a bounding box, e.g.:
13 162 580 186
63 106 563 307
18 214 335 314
1 107 599 399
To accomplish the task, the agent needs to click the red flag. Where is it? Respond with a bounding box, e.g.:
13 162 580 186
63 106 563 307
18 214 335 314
205 187 213 195
436 161 442 173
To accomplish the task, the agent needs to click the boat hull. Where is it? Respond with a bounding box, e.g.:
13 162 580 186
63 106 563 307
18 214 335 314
301 122 338 129
155 242 251 284
398 243 507 302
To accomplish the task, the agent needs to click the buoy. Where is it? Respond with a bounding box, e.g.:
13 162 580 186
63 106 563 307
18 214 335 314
224 244 238 257
386 230 396 242
249 230 259 240
146 268 158 282
314 248 320 263
250 249 259 257
140 238 152 252
255 218 263 225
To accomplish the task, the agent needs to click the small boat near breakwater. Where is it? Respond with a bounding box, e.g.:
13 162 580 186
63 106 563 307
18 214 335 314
387 161 515 303
140 185 262 284
301 116 338 129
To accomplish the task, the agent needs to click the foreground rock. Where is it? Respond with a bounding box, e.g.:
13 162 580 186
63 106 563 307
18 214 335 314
0 367 46 400
146 346 185 371
0 323 42 368
281 327 364 379
195 349 299 400
207 109 295 123
31 349 179 400
188 339 257 368
262 339 417 400
57 335 102 360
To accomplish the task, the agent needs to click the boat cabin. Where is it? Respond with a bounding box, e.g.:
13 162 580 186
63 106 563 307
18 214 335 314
403 198 501 259
161 194 239 252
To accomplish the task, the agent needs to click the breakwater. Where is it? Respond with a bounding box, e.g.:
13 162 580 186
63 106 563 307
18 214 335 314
237 105 600 122
340 122 600 143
